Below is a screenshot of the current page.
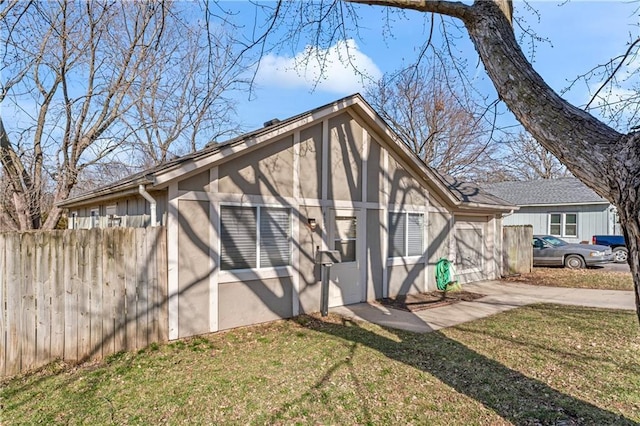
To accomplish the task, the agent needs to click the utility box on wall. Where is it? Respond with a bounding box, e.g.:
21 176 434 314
315 250 342 266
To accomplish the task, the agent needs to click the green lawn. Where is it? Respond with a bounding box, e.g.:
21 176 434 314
3 305 639 425
504 267 634 291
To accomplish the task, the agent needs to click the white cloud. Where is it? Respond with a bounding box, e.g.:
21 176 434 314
255 39 382 94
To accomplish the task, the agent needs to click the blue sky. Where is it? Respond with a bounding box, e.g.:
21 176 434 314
231 1 640 134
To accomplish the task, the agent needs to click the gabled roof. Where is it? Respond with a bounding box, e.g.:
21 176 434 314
59 94 515 213
484 177 609 206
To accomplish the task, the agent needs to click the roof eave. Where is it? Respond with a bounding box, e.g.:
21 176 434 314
57 176 154 209
517 201 611 207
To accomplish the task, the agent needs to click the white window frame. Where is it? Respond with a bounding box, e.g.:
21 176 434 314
218 204 292 272
548 213 578 238
69 211 78 229
387 211 425 259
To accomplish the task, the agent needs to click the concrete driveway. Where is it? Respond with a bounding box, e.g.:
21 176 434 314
330 280 635 334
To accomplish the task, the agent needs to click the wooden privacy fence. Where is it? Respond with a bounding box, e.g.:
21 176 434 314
502 225 533 275
0 227 168 377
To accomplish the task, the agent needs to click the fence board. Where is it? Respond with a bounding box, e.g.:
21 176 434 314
101 229 115 356
89 229 103 360
147 228 159 342
35 232 52 368
136 230 149 348
157 228 169 342
124 228 137 351
113 229 127 353
5 233 21 376
0 235 6 376
502 225 533 275
21 233 36 371
50 232 65 359
77 231 91 361
2 227 167 377
63 231 78 361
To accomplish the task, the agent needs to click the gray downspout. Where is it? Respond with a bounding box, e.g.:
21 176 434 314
139 184 157 227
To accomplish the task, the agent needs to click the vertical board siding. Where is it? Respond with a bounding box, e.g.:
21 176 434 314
502 225 533 275
0 227 168 377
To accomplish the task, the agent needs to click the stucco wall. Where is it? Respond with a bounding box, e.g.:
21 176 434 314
218 136 295 197
297 205 324 314
427 209 452 291
298 124 323 200
218 278 293 330
177 199 211 338
387 153 426 207
366 209 384 301
327 114 363 202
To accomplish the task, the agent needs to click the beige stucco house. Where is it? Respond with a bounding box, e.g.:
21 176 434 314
59 94 515 340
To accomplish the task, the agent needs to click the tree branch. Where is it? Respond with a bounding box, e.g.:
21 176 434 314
346 0 471 19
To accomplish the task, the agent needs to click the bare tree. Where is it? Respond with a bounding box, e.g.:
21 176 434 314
366 60 496 179
122 24 245 166
489 131 569 182
0 1 245 230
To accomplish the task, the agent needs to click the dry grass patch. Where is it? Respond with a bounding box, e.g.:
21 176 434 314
504 267 634 291
2 306 639 425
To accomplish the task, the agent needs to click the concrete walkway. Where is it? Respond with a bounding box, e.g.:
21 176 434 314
329 281 636 333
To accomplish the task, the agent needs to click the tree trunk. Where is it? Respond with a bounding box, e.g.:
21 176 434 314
462 1 640 323
351 0 640 323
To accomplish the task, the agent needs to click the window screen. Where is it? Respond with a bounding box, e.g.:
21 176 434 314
220 206 257 270
388 212 424 257
564 214 577 237
407 213 424 256
388 212 405 257
335 216 357 262
549 214 562 236
220 206 291 270
260 208 290 267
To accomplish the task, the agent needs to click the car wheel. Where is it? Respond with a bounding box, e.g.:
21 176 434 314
613 247 628 263
565 255 586 269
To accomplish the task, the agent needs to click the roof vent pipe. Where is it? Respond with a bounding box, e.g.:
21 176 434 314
263 118 280 127
139 184 157 227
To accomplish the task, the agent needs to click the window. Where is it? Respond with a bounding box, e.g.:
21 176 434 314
549 213 577 237
388 212 424 257
334 216 357 262
220 205 291 270
70 211 78 229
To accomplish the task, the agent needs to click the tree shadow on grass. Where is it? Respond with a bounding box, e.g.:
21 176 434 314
292 314 636 426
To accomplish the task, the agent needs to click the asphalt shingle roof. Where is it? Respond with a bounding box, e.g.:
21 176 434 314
484 178 608 206
60 94 514 211
437 173 514 207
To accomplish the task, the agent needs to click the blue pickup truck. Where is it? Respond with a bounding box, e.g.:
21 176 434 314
591 235 628 263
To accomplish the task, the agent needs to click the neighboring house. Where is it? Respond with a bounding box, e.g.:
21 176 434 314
484 178 620 244
59 94 515 340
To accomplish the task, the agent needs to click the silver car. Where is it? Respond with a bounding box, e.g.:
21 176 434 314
532 235 614 269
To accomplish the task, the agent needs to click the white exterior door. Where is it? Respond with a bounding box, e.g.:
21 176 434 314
328 209 363 307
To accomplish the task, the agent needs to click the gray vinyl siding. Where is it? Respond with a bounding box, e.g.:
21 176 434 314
502 204 611 243
69 191 169 229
